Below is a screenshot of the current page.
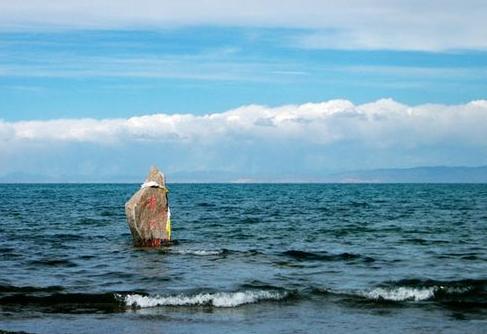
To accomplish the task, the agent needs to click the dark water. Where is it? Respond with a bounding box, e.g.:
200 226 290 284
1 184 487 333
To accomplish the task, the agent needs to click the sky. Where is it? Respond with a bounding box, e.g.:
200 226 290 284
1 0 487 181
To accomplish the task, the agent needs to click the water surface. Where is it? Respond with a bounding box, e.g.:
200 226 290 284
1 184 486 333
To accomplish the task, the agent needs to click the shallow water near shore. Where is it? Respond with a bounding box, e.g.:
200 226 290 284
1 183 487 333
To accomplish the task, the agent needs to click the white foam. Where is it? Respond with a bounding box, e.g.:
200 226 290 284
119 290 286 308
442 286 471 294
364 287 435 301
172 249 224 256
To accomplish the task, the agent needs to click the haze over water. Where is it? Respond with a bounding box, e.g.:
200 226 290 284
1 183 486 333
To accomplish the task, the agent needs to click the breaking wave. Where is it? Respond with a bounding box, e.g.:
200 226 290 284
362 279 485 302
1 278 485 314
119 290 288 308
364 287 436 301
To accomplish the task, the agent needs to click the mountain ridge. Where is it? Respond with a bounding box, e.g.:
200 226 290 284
1 166 487 183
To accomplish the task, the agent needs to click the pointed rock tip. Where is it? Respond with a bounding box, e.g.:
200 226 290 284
146 165 165 185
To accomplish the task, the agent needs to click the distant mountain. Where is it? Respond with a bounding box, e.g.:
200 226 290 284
324 166 487 183
0 166 486 183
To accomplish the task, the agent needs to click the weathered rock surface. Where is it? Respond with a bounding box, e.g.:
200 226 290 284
125 166 170 247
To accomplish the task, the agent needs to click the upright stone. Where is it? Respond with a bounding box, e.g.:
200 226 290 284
125 166 171 247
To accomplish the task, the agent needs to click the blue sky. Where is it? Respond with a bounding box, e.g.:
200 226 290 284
2 28 487 121
1 1 487 181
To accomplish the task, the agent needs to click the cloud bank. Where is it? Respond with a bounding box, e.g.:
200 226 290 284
2 99 487 147
2 99 487 180
1 1 487 51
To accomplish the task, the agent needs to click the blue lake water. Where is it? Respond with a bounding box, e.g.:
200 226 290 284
1 184 487 333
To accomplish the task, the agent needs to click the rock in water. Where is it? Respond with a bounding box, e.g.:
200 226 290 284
125 166 171 247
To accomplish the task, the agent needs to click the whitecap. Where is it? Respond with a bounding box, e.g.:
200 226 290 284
118 290 287 308
364 287 435 301
440 285 472 294
171 249 224 256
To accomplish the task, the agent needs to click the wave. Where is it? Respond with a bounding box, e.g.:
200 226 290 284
0 291 124 313
158 247 375 262
363 287 436 301
1 278 485 314
27 258 77 267
169 249 227 256
0 284 288 312
282 250 375 263
362 279 487 303
118 278 487 310
0 284 64 294
167 248 263 257
119 290 288 308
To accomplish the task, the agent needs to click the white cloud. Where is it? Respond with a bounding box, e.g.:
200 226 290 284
2 99 487 149
0 121 15 142
0 1 486 51
2 99 487 179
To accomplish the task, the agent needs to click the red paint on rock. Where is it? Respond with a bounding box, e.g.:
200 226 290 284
144 195 157 212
